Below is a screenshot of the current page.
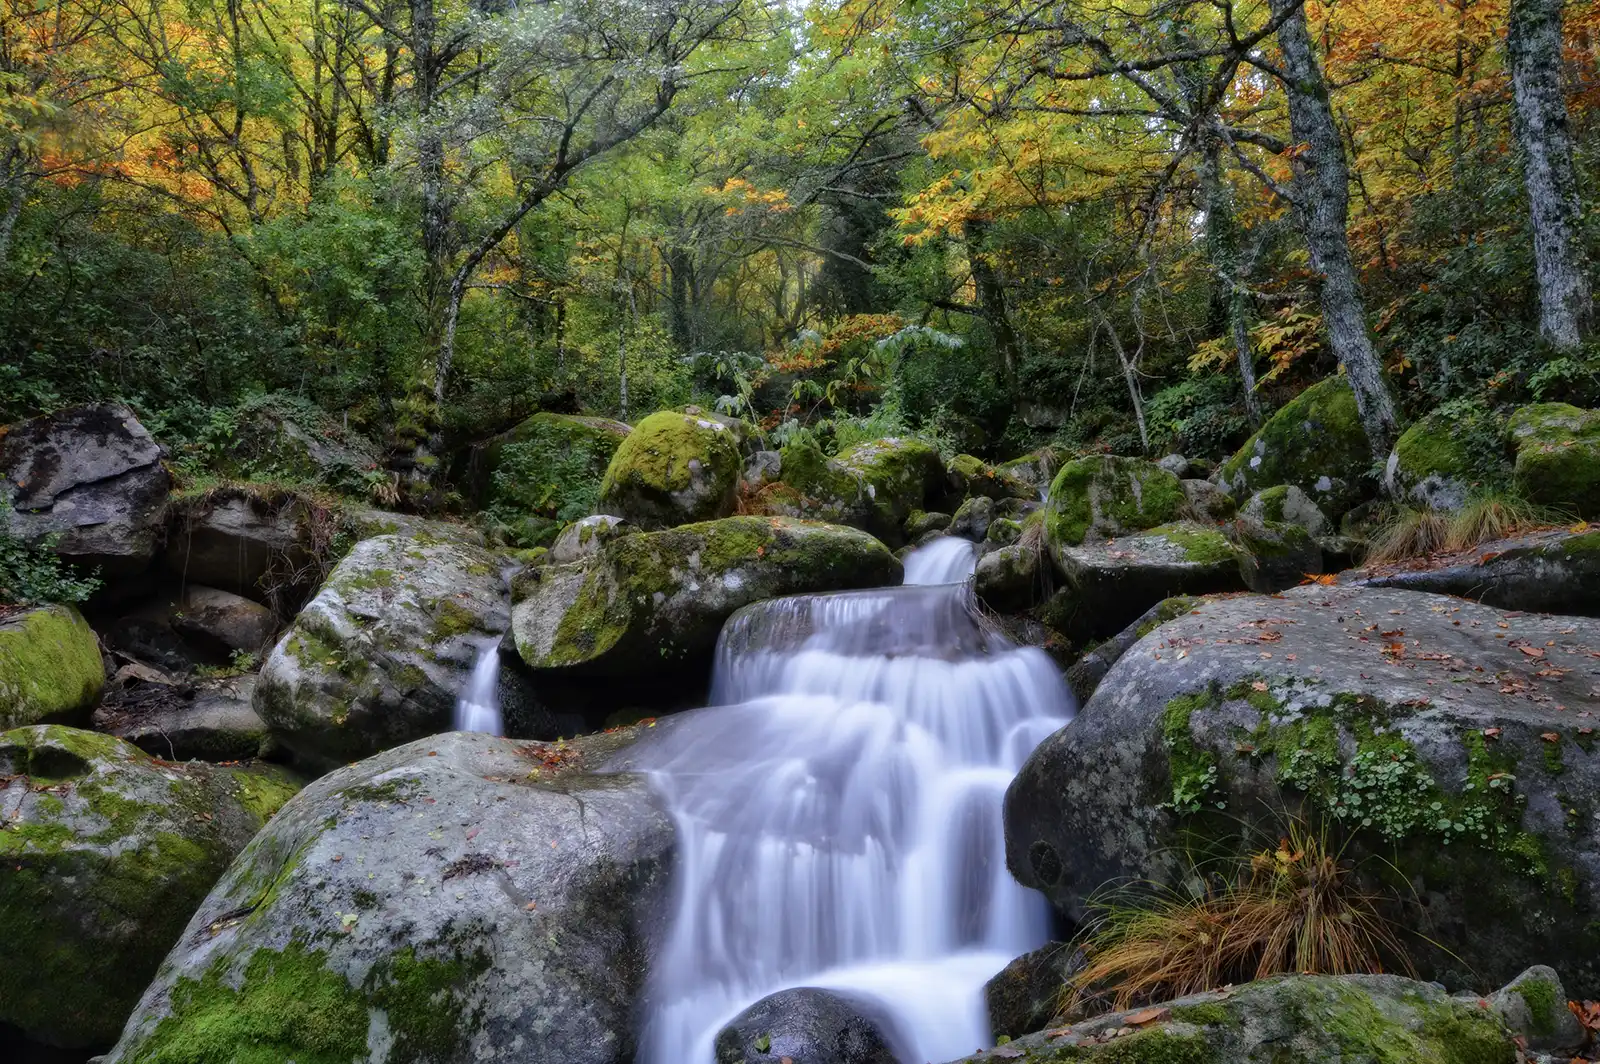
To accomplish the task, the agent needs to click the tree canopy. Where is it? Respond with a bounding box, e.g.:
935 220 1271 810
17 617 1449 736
4 0 1598 499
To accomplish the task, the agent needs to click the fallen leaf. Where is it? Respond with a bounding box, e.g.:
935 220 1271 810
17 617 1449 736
1519 646 1546 658
1251 681 1268 691
1542 733 1561 743
1125 1007 1171 1026
1483 727 1502 740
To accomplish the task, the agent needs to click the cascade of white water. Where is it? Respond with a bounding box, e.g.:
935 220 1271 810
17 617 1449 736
901 536 978 585
629 539 1075 1064
454 638 504 735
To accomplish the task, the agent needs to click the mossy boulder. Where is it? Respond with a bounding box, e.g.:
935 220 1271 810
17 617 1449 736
103 728 672 1064
1 402 170 574
1487 965 1585 1053
771 437 947 545
0 604 103 728
1043 455 1186 548
0 725 299 1047
596 410 741 529
948 454 1034 501
1232 517 1324 593
975 542 1047 613
255 534 550 770
1219 376 1373 519
510 516 901 682
478 411 631 523
1048 521 1247 638
1241 485 1329 537
1006 583 1600 996
996 446 1067 497
1385 406 1509 513
904 510 951 539
950 494 996 541
1182 479 1237 522
1507 402 1600 518
942 974 1515 1063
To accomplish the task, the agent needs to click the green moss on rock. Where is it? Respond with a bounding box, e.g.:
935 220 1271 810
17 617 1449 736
1507 402 1600 518
1045 456 1185 547
0 725 286 1047
0 605 104 728
597 410 742 529
1219 376 1372 518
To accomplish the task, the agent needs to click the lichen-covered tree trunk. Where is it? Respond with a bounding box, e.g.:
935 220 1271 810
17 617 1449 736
1509 0 1591 350
1270 0 1401 459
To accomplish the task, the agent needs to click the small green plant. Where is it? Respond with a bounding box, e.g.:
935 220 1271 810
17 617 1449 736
0 499 101 606
197 648 260 679
1066 819 1412 1014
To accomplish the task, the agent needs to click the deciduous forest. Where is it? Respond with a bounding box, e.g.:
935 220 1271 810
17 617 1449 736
7 0 1596 492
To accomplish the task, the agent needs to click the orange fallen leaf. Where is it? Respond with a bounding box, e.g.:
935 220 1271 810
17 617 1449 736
1483 727 1502 740
1519 646 1545 658
1542 733 1561 743
1125 1007 1170 1026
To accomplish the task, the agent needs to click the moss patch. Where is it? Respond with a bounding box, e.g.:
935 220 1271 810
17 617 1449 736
1219 376 1371 516
0 605 104 728
1046 456 1185 546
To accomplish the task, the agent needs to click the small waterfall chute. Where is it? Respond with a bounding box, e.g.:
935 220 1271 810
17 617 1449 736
625 539 1075 1063
455 637 504 735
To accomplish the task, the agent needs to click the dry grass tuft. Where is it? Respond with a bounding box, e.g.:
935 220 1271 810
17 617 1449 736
1065 820 1411 1014
1443 493 1559 552
1364 507 1452 565
1365 491 1565 565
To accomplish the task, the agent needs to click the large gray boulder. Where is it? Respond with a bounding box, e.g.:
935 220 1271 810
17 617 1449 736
0 725 299 1047
103 728 674 1064
510 516 901 680
163 486 315 605
1006 583 1600 995
0 403 169 574
0 604 104 728
94 673 270 762
714 987 905 1064
1050 522 1246 637
255 534 549 769
941 974 1515 1063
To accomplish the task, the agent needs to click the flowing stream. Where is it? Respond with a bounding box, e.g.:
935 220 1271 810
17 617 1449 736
630 539 1076 1063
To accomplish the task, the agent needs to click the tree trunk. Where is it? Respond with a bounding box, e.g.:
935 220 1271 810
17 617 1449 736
667 245 693 351
964 219 1022 396
617 284 633 422
554 298 567 377
1200 138 1263 426
1097 314 1151 452
1509 0 1590 350
1270 0 1401 458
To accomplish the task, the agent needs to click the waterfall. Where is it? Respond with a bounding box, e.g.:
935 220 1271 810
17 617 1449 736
627 539 1076 1064
901 536 978 585
454 638 504 735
